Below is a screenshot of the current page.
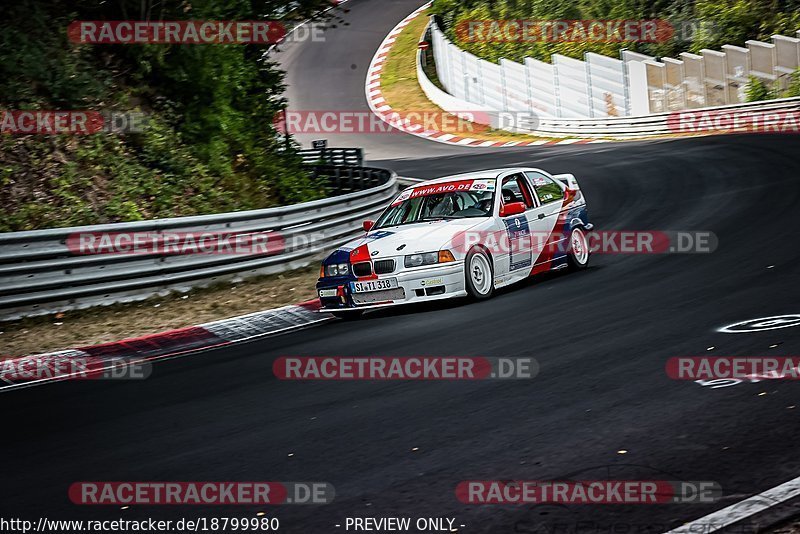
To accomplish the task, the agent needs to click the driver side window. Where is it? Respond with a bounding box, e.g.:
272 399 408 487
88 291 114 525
501 174 535 209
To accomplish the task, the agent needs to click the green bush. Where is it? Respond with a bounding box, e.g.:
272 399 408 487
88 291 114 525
744 76 774 102
784 68 800 97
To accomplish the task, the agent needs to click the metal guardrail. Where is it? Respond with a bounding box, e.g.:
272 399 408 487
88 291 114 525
0 166 397 321
525 97 800 138
299 148 364 166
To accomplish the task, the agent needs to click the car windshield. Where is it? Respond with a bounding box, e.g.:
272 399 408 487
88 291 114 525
374 189 495 229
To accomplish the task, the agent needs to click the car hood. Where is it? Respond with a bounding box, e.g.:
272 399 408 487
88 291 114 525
341 219 486 258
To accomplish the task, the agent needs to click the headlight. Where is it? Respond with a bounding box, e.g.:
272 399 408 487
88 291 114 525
324 263 350 276
404 252 438 268
404 250 455 268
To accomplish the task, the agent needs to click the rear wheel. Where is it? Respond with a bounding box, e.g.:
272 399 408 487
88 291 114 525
465 247 494 299
567 227 590 271
331 310 364 320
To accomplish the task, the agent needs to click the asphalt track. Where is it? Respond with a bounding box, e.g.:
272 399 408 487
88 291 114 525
277 0 503 159
3 1 800 533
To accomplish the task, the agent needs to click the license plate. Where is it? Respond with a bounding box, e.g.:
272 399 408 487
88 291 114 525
318 289 337 298
351 278 398 293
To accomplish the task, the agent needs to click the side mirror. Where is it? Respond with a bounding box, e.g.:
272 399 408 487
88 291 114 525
363 220 375 232
500 202 526 217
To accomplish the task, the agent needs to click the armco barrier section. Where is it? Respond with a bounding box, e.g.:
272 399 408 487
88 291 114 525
431 18 800 118
418 45 800 138
298 147 364 167
0 166 396 321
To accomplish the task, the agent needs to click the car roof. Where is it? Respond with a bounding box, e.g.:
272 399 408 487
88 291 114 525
401 168 527 190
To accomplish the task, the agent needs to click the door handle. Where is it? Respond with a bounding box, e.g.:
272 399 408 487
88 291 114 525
538 213 545 219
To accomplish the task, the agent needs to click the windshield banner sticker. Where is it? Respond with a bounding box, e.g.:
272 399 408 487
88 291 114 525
392 179 496 206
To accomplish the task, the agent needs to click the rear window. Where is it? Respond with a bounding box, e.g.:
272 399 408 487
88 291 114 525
526 172 564 204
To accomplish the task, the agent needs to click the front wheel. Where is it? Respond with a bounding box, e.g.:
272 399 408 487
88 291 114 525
567 227 590 271
331 310 364 320
465 248 494 299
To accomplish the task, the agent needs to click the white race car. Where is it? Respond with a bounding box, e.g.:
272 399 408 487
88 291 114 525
316 167 592 318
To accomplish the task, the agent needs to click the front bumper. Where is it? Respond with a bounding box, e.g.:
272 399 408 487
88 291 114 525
316 261 467 311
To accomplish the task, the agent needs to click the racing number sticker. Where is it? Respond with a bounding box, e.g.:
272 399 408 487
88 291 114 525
503 216 532 271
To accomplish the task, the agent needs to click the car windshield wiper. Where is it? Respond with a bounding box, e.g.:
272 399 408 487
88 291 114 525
375 216 461 230
419 216 460 221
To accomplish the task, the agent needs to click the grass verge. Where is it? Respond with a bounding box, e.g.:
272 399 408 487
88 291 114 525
378 10 565 144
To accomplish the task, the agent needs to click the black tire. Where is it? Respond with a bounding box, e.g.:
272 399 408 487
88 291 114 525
567 227 590 271
332 310 364 320
464 247 495 300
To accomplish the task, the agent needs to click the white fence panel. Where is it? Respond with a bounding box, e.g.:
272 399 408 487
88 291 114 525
525 58 557 117
479 58 506 111
721 44 750 104
663 57 687 110
448 48 468 101
429 17 800 120
431 25 453 94
502 58 532 114
747 40 777 81
553 54 592 118
586 53 625 117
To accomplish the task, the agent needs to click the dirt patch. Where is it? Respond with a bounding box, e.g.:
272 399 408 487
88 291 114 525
1 267 320 357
